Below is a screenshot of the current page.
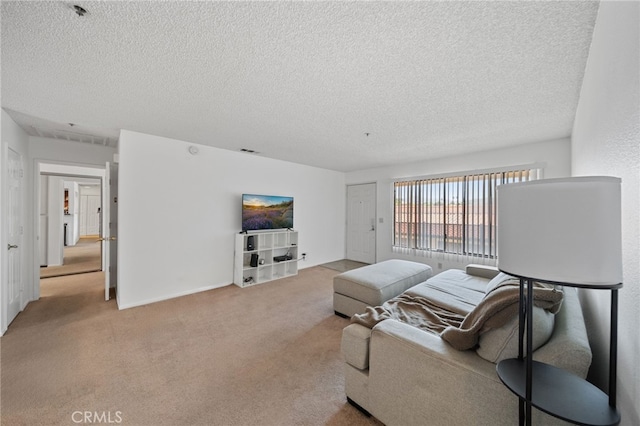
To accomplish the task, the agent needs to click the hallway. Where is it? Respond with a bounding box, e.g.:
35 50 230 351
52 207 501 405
40 236 101 278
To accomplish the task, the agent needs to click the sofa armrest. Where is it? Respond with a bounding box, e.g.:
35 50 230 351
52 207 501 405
465 263 500 279
341 323 372 370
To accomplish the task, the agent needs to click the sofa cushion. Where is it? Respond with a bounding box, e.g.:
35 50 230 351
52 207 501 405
476 302 555 363
484 271 519 293
440 279 561 350
477 272 557 362
404 269 487 316
465 264 500 280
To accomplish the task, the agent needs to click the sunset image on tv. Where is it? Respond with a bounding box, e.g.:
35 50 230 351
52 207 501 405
242 194 293 231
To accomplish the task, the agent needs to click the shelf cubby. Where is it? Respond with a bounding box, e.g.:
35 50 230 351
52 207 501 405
234 230 299 287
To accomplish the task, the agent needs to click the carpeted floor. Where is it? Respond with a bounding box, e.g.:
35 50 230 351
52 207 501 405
1 267 382 426
320 259 368 273
40 236 102 278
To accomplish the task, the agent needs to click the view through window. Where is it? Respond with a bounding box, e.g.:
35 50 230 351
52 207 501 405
393 168 539 259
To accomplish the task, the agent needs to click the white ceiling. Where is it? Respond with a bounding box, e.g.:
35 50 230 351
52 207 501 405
1 1 599 172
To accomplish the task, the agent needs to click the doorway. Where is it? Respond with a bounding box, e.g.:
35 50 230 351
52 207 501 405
346 183 377 264
39 175 102 278
34 162 109 306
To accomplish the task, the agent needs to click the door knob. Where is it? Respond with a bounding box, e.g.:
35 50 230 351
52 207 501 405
7 244 18 250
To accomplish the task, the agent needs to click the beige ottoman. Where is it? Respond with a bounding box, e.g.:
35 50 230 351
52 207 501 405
333 260 433 318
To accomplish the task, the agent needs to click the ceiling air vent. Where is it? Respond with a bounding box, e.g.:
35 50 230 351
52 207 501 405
240 148 259 154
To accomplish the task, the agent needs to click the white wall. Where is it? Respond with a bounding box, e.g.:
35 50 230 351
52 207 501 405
1 110 33 334
30 137 116 166
345 138 571 272
572 2 639 424
46 176 64 266
117 130 345 309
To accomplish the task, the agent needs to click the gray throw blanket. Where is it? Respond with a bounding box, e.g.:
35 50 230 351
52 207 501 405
351 281 563 350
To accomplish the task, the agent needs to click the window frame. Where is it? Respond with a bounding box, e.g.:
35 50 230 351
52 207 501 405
393 165 542 260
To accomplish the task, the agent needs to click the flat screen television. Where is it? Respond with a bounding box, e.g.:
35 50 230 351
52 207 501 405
242 194 294 231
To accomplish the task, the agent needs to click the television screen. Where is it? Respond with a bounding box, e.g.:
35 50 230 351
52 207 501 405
242 194 294 231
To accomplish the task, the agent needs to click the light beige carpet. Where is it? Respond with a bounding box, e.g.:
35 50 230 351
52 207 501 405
40 236 102 278
1 267 382 426
320 259 369 273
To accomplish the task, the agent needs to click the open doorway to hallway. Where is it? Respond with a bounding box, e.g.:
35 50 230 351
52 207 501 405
34 161 117 304
40 236 101 278
39 175 103 278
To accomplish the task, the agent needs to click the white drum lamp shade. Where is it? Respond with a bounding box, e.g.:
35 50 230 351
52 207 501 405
497 176 622 286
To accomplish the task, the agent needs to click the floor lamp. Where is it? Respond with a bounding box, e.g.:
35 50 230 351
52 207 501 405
496 176 623 426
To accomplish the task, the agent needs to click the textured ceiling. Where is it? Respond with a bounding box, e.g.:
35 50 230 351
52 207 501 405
1 1 599 172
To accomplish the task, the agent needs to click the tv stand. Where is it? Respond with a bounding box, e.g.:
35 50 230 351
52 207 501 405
233 230 299 287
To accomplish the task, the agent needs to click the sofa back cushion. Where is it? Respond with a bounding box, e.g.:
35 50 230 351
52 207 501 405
531 287 591 378
476 306 555 363
484 272 519 293
475 272 555 363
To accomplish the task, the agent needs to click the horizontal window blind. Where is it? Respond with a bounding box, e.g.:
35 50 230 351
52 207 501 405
393 168 539 262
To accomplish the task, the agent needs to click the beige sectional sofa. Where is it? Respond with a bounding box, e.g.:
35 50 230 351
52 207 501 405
341 264 592 425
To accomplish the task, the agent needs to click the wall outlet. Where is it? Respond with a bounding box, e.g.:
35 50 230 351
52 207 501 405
437 262 443 269
302 253 307 261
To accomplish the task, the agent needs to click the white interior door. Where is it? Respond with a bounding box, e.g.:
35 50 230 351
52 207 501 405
6 148 23 326
346 183 376 264
103 162 118 301
79 195 87 235
84 195 100 235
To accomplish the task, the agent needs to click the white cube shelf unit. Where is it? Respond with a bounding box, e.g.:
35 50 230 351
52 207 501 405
234 230 299 287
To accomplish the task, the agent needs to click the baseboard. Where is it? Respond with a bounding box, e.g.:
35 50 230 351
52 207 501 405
116 282 229 310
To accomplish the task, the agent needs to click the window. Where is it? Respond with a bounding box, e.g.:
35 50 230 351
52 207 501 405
393 168 539 260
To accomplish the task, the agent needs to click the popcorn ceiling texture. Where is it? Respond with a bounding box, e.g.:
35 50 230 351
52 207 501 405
1 1 599 172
